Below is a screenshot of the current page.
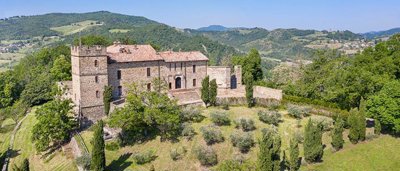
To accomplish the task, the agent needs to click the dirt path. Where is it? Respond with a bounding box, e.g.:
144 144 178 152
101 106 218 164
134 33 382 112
1 113 29 171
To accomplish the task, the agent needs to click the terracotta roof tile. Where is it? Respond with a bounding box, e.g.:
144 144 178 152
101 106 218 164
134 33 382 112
159 51 209 62
107 45 162 62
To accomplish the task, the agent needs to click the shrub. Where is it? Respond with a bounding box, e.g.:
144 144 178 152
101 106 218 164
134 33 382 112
293 130 304 143
181 106 203 122
216 159 256 171
181 123 196 140
374 119 381 135
170 146 187 161
287 104 311 119
210 111 230 126
105 141 120 151
312 117 333 132
234 117 256 131
200 125 224 145
76 155 91 170
222 103 230 110
258 110 281 125
133 150 157 165
230 131 255 153
193 145 218 166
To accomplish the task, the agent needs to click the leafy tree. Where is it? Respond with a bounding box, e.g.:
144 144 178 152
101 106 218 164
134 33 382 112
91 120 106 171
2 100 29 124
73 35 111 46
331 116 344 151
375 119 381 135
0 71 22 108
201 76 210 106
21 73 54 106
109 83 181 143
233 49 263 83
258 128 281 171
50 55 71 81
31 100 76 152
103 86 113 115
348 108 360 144
304 119 323 163
244 72 254 107
289 138 299 171
367 80 400 134
358 98 366 141
209 79 218 106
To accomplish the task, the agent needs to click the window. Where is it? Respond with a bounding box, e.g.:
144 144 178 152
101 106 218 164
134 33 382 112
169 82 172 89
147 68 151 77
94 60 98 67
169 63 172 71
193 79 196 87
96 91 100 98
147 83 151 91
181 62 183 70
193 65 196 73
118 86 122 96
95 76 98 83
117 70 121 80
174 63 176 71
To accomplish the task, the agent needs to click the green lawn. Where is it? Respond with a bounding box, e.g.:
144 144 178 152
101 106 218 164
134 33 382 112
109 29 131 33
8 108 78 171
50 20 103 35
303 135 400 171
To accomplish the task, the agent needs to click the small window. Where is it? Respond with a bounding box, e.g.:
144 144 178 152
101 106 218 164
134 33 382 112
117 70 121 80
193 65 196 73
94 60 98 67
147 83 151 91
169 63 172 71
181 62 183 70
174 63 176 71
147 68 151 77
118 86 122 96
96 91 100 98
193 79 196 87
169 82 172 89
95 76 98 83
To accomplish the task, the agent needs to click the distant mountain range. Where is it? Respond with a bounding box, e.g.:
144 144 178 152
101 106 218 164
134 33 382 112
1 11 400 63
361 27 400 39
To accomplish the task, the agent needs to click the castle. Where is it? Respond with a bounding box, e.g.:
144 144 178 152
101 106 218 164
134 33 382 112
67 42 242 121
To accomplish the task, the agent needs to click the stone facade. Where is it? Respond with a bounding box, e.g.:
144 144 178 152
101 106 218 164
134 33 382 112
71 44 210 122
207 65 242 89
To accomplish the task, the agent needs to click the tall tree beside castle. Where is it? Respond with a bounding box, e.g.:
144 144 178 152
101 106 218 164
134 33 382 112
348 108 360 144
289 138 299 171
304 119 323 163
358 98 366 141
244 72 254 107
103 86 113 115
201 76 210 106
209 79 218 106
331 116 344 151
232 48 263 83
91 120 106 171
258 129 281 171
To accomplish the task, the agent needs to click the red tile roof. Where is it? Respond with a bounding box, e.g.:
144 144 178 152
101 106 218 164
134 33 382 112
107 44 162 62
159 51 209 62
106 44 208 63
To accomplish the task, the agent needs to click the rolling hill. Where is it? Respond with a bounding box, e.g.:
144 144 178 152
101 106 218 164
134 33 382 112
362 27 400 39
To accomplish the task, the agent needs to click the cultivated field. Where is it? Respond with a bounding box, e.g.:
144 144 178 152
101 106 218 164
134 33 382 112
50 20 103 35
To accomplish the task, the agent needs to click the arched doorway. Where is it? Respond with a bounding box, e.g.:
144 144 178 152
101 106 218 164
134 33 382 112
231 75 237 89
175 77 182 89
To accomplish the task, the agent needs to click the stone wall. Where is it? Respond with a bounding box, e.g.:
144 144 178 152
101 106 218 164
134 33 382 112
207 66 231 88
161 61 207 90
253 86 283 101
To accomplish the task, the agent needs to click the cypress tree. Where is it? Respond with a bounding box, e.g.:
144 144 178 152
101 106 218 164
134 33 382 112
209 79 218 106
289 138 299 171
22 158 29 171
374 119 381 135
348 108 360 144
103 86 113 115
358 98 366 141
304 119 323 163
258 128 281 171
201 76 210 106
331 116 344 151
244 72 254 107
91 120 106 171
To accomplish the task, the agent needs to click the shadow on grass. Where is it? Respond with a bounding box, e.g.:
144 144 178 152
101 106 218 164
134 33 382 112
8 149 20 158
106 152 133 171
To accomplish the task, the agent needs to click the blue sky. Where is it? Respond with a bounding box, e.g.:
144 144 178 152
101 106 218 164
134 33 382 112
0 0 399 33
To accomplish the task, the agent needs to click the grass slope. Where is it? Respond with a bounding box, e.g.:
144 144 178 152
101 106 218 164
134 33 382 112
8 108 78 171
50 20 103 35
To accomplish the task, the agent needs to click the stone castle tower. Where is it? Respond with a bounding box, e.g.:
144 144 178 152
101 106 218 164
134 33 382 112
71 46 108 122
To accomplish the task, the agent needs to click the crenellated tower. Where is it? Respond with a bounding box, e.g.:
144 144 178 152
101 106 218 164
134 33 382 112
71 45 108 122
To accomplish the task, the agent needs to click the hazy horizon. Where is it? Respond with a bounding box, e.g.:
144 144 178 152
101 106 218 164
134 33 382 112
1 0 399 33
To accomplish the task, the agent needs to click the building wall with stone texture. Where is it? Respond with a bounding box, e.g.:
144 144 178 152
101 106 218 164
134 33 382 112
108 61 161 98
207 66 231 88
161 61 208 90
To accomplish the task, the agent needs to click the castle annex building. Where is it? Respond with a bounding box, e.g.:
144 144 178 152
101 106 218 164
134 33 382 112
69 43 242 121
